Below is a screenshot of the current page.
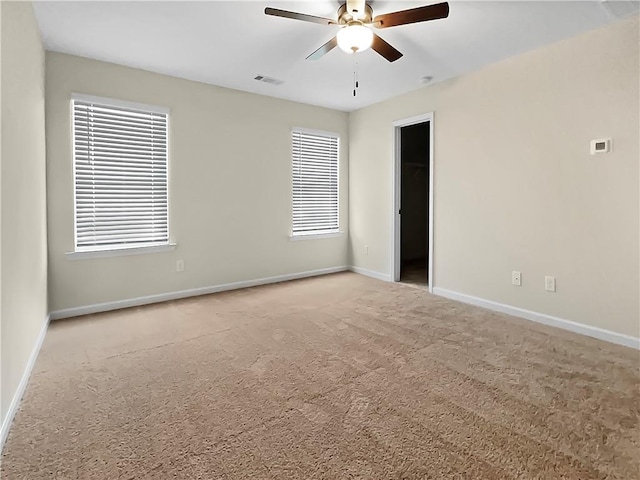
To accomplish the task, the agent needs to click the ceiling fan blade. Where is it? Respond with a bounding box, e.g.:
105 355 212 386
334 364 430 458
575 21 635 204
265 7 336 26
306 37 338 60
373 2 449 28
371 34 403 62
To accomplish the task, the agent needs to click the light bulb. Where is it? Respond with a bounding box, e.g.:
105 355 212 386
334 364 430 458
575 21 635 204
336 24 373 54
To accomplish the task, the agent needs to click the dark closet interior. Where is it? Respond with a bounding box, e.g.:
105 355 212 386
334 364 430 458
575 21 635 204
400 121 430 286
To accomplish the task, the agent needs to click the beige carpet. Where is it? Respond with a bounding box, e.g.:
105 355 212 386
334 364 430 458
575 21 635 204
2 272 638 479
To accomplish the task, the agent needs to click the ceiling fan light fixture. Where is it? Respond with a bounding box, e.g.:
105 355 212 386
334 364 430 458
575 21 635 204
336 23 373 53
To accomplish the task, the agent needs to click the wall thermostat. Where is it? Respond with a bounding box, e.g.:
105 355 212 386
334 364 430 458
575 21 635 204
590 138 611 155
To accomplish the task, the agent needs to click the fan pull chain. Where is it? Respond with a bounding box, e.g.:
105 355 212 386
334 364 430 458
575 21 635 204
353 63 360 97
353 71 356 97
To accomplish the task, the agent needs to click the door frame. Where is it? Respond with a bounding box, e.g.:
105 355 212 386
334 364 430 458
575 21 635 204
391 112 434 292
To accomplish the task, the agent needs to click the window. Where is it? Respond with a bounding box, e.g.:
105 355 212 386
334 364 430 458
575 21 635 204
291 129 339 237
72 94 169 253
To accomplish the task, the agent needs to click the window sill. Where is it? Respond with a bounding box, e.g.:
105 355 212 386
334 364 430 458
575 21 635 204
66 243 177 260
290 231 344 241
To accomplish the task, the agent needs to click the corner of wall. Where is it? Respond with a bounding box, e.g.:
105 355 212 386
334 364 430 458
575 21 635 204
0 0 49 452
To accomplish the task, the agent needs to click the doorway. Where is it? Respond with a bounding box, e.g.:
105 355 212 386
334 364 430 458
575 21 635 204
392 113 434 291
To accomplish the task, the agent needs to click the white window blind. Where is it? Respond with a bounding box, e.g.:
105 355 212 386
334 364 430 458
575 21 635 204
72 96 169 251
292 129 339 236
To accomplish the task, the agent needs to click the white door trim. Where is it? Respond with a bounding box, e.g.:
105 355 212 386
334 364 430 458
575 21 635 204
391 112 434 292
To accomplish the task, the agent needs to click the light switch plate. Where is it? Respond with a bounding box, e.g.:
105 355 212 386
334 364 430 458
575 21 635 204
545 276 556 292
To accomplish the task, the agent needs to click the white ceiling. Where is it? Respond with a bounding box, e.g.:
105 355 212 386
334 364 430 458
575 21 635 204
33 1 638 112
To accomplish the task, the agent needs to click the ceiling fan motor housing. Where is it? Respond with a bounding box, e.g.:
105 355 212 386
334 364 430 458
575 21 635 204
337 4 373 25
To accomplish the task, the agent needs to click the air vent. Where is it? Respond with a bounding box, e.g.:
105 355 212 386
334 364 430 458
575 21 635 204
254 75 284 85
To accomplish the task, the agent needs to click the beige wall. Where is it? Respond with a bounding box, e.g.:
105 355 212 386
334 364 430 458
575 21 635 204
0 2 48 425
46 53 349 312
349 16 639 338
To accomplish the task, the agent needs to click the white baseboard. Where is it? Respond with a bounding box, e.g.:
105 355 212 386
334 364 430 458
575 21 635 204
50 266 349 320
1 314 51 451
432 287 640 350
348 266 392 282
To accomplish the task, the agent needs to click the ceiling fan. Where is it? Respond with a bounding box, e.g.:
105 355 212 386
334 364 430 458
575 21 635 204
264 0 450 62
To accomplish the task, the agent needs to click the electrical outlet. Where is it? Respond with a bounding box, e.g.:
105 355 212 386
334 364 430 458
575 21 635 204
545 276 556 292
364 244 369 255
176 259 185 272
512 271 521 286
